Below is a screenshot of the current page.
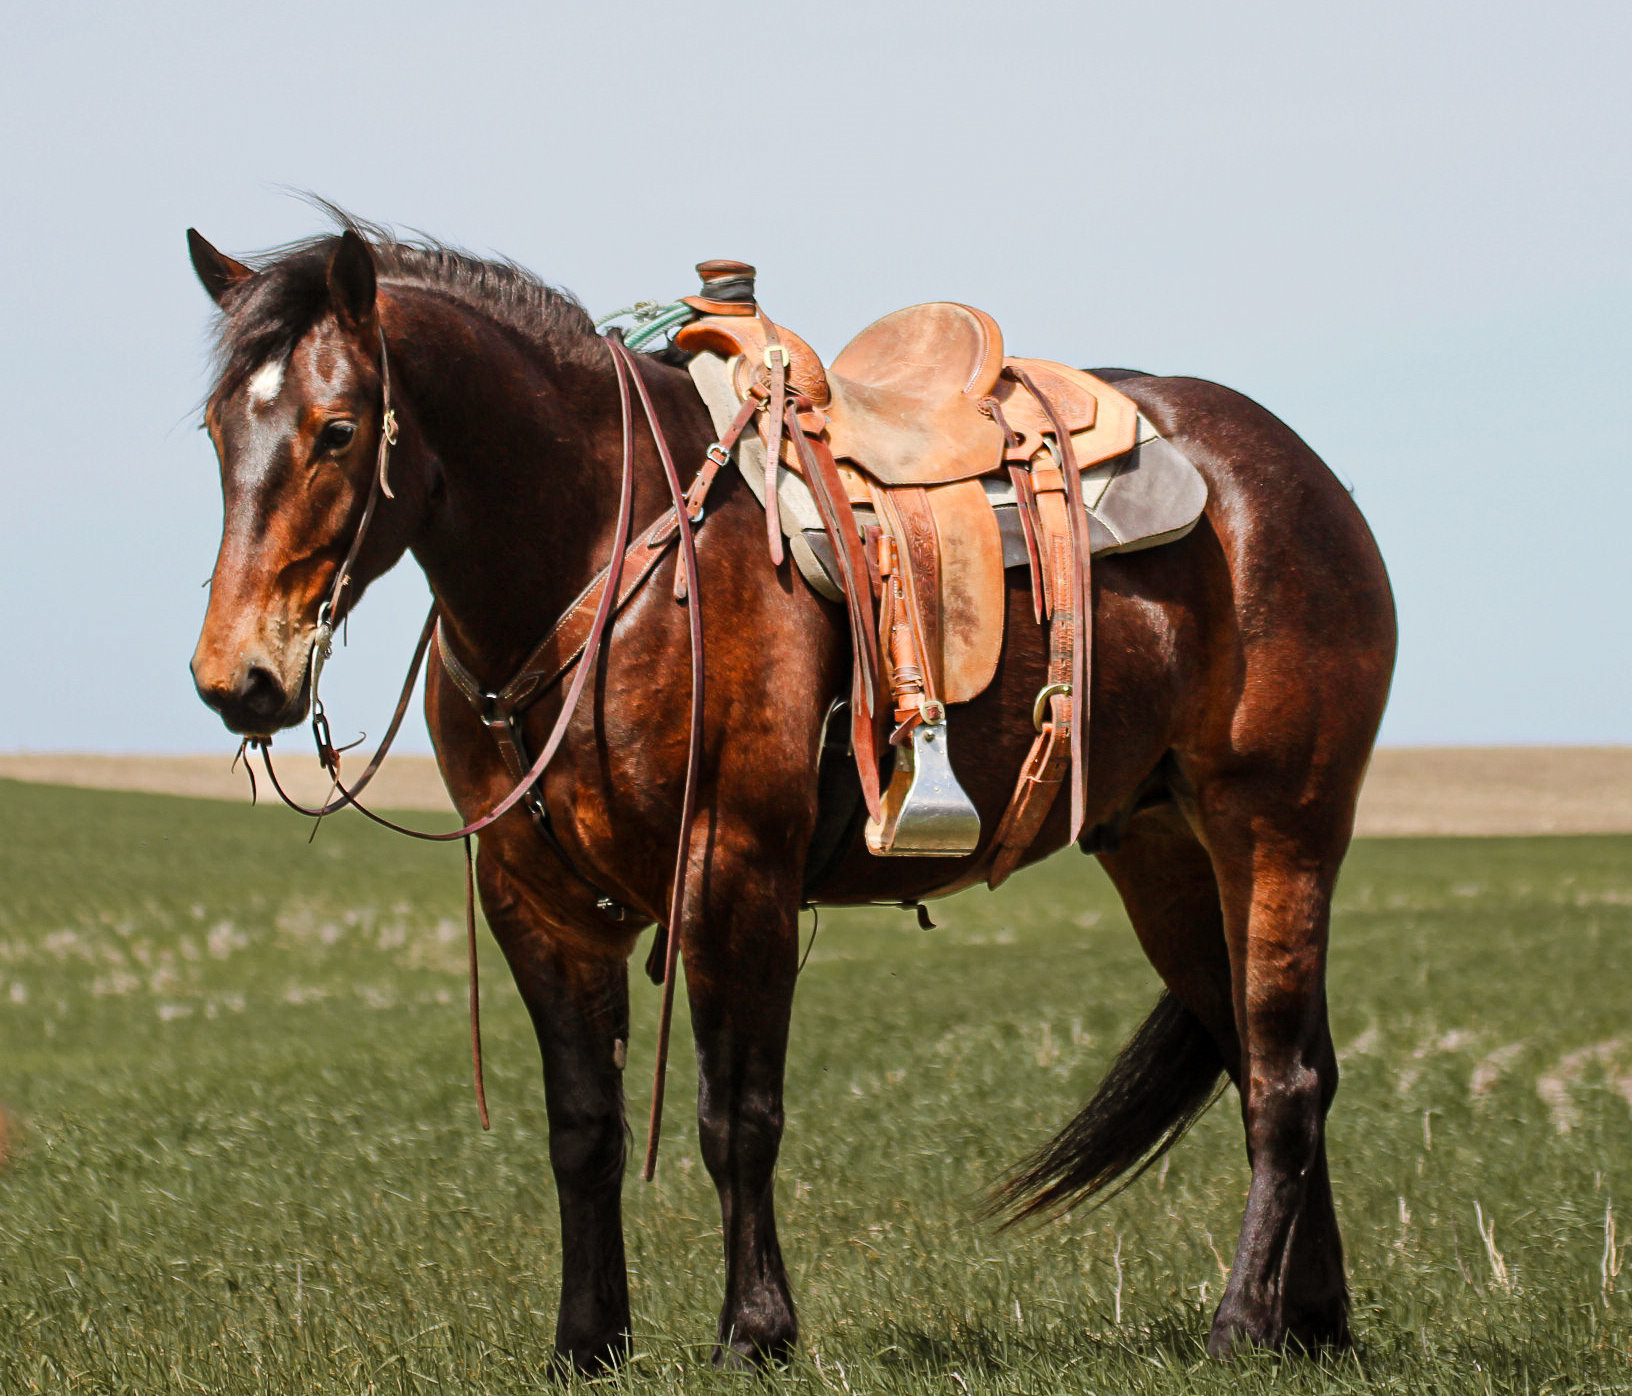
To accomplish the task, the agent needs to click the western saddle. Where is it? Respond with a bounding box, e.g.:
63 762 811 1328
672 261 1149 888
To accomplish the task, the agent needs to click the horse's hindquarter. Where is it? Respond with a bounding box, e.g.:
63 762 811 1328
1122 377 1396 796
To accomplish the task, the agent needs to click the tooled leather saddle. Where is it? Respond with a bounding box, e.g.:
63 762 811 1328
671 261 1205 887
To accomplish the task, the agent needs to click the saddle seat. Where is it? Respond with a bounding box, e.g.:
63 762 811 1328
824 303 1007 485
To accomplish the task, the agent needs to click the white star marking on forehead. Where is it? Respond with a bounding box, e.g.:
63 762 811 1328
247 359 285 405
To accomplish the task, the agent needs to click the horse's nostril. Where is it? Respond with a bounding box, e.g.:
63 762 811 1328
241 665 287 719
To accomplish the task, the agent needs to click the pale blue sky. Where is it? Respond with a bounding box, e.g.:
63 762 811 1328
2 0 1627 753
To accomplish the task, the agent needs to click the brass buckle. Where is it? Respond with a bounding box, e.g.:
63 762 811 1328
1032 682 1071 732
763 344 789 371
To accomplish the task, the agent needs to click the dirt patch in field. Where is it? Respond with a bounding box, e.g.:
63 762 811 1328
1352 746 1632 837
0 752 455 812
2 746 1629 837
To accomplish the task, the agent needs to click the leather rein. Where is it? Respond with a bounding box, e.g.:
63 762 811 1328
250 329 731 1176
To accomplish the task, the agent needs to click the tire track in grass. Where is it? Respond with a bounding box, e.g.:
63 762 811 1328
1536 1039 1632 1133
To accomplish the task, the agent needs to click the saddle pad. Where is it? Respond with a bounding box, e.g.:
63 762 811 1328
687 352 1208 602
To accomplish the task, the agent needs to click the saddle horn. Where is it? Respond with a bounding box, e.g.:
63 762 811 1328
682 259 758 317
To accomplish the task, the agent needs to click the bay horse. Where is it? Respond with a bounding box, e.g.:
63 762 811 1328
186 220 1395 1370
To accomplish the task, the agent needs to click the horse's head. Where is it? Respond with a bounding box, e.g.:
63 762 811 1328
188 229 407 736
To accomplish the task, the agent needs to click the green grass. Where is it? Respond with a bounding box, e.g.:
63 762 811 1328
2 776 1631 1393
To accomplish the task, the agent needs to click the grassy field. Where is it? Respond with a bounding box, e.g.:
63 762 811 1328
2 777 1630 1393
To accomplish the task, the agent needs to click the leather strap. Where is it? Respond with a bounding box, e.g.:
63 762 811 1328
786 405 885 822
303 323 401 763
463 834 490 1129
985 710 1071 888
435 506 685 719
610 337 708 1184
297 604 438 814
986 515 1075 888
872 485 944 714
1007 366 1092 843
1008 463 1047 624
758 315 787 566
971 370 1098 889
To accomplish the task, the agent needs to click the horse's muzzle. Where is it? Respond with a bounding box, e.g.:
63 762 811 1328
191 647 313 737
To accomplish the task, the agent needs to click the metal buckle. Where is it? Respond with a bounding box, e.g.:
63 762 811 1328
479 694 509 731
311 705 337 768
763 344 789 371
309 605 336 697
1032 681 1072 733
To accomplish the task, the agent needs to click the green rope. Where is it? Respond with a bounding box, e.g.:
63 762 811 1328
595 299 695 352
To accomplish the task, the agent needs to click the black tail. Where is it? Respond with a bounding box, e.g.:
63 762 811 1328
990 992 1227 1226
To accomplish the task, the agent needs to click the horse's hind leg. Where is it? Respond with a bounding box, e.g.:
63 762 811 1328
476 854 635 1373
1186 770 1353 1355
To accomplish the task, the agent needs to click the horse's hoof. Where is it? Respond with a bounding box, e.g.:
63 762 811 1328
1208 1304 1351 1358
1285 1308 1353 1353
1206 1306 1280 1359
551 1332 630 1377
711 1335 796 1371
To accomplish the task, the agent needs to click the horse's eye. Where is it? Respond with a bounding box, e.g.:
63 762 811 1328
318 420 357 453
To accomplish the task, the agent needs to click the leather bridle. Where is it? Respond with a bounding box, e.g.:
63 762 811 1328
304 321 399 773
250 327 725 1173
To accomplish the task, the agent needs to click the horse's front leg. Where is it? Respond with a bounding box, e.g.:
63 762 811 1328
476 849 635 1373
682 853 802 1367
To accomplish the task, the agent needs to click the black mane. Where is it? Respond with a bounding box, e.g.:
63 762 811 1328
206 211 602 396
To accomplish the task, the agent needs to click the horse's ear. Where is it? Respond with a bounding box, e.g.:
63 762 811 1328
188 229 253 306
326 230 377 334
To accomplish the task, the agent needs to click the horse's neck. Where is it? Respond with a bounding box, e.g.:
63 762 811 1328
392 298 657 686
